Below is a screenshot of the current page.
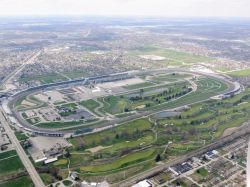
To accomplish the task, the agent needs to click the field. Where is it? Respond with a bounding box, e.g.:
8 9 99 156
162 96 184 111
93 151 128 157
44 85 248 183
14 72 231 133
62 70 88 79
80 149 157 174
156 88 250 147
172 177 199 187
227 68 250 77
79 99 101 116
0 176 33 187
151 77 229 111
93 76 229 116
98 81 191 114
129 46 213 66
0 150 26 180
36 120 85 129
15 131 28 141
149 73 192 84
11 71 242 184
122 82 155 90
189 167 209 184
14 95 46 111
69 118 153 148
19 73 68 84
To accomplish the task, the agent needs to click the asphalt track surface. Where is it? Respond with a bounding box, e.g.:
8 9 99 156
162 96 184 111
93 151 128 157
7 68 238 135
0 68 241 187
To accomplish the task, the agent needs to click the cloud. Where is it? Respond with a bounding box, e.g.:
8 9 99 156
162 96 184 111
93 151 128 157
0 0 249 17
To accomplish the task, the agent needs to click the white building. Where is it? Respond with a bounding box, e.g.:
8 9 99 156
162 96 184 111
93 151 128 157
132 180 153 187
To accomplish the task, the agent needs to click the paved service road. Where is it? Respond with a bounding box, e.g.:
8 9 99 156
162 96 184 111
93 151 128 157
0 50 41 90
247 140 250 187
0 108 45 187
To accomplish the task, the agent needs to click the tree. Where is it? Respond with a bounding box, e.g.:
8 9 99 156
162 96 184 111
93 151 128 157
124 107 129 112
64 150 71 158
49 168 59 178
155 154 161 162
139 89 144 97
189 128 197 136
115 134 119 139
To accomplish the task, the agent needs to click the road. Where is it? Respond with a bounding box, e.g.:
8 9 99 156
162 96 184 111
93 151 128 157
247 140 250 187
0 108 45 187
7 69 238 135
0 67 242 186
0 50 41 90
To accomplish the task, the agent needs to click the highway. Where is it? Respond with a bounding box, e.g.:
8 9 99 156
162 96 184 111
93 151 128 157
0 108 45 187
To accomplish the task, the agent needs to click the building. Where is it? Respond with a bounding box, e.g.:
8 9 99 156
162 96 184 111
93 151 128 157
70 172 79 181
132 180 153 187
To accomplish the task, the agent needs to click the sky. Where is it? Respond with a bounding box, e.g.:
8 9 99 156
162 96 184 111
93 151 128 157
0 0 250 17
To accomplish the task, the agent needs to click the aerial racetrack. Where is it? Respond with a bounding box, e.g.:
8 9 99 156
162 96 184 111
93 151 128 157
6 68 249 184
7 68 237 135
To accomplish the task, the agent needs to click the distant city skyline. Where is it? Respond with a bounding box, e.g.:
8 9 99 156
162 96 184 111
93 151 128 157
0 0 250 17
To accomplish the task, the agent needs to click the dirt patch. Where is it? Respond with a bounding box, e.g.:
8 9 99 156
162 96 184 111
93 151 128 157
21 100 37 106
87 145 112 153
222 127 237 137
139 55 166 61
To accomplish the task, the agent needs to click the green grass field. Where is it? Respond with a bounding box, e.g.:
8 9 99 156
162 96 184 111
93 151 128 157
122 82 155 90
69 118 152 148
36 120 84 129
15 131 28 141
62 180 73 186
99 81 190 114
63 71 88 80
129 46 213 66
51 87 250 183
80 99 100 115
14 95 46 111
172 177 199 187
227 68 250 77
0 150 16 159
80 149 157 174
19 73 68 84
150 73 191 83
12 71 242 184
26 117 41 125
40 173 57 186
157 88 250 146
190 167 209 184
0 176 33 187
151 77 229 111
0 150 25 178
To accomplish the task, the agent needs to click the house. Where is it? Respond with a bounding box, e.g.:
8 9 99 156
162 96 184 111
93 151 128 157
70 172 79 180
